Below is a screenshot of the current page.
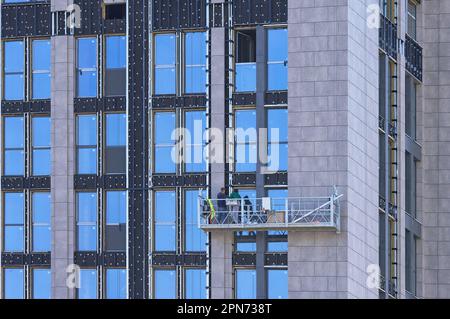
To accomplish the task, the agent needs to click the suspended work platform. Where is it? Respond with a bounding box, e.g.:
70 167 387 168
198 191 343 232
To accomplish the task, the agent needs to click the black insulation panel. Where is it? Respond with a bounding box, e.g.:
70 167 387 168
152 0 206 31
1 2 51 38
233 0 287 26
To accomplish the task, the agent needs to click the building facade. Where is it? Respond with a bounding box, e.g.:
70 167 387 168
0 0 448 299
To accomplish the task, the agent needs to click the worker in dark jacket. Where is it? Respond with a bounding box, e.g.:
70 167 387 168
243 196 254 224
216 188 227 223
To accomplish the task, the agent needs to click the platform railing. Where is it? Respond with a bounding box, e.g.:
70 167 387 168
198 192 343 231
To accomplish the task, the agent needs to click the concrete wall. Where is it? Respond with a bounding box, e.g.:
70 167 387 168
287 0 379 299
50 0 75 299
421 0 450 299
208 0 233 299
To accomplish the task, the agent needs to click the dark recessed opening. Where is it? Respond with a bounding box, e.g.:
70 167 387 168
104 3 126 20
236 29 256 63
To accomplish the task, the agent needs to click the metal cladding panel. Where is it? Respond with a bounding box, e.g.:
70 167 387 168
152 0 206 31
1 3 51 38
128 0 149 299
233 0 287 26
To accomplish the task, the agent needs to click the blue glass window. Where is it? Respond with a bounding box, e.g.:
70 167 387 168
32 117 51 176
154 191 176 251
267 29 288 91
77 38 97 97
78 269 97 299
235 189 257 252
185 111 206 173
185 190 206 251
32 39 51 99
32 192 51 252
154 34 176 95
105 36 126 96
4 268 24 299
106 36 126 69
105 113 127 174
267 269 288 299
185 269 206 299
235 30 256 92
236 269 256 299
4 193 24 252
154 112 176 173
154 269 176 299
105 191 127 251
267 241 288 252
33 269 51 299
267 189 288 249
4 40 24 100
185 32 206 93
4 116 24 176
106 269 127 299
235 109 257 172
267 109 288 171
77 192 97 251
236 241 257 252
76 115 97 174
268 189 288 210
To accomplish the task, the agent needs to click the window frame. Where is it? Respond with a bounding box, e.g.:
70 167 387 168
153 32 177 96
76 114 98 175
152 110 177 174
266 107 288 172
2 192 25 253
2 39 25 101
2 115 25 176
30 37 51 100
266 27 288 92
266 268 288 299
76 268 99 299
234 268 257 299
103 112 127 175
234 28 257 93
183 189 206 252
233 107 257 173
184 268 207 299
153 268 177 299
103 34 127 97
407 0 418 40
31 267 52 299
2 267 25 299
104 268 127 299
183 109 207 173
31 115 51 176
31 191 52 253
75 191 99 252
183 31 207 94
153 189 177 252
76 36 99 98
104 190 127 252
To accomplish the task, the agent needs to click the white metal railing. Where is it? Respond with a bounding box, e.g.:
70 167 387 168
198 191 343 231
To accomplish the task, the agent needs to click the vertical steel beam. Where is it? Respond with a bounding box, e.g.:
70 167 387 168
255 25 267 299
127 0 149 299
